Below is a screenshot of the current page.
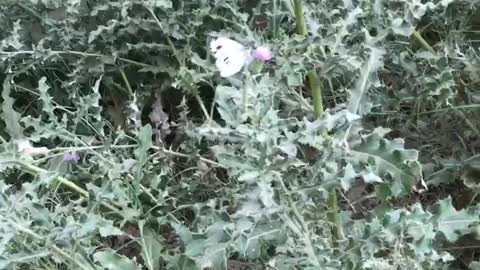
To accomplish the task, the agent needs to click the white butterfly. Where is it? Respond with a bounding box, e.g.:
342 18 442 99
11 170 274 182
210 37 252 77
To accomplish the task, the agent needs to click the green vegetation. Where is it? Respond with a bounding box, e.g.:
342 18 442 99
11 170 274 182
1 0 480 269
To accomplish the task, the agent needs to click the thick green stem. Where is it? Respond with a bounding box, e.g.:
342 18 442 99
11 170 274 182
293 0 323 118
293 0 307 36
293 0 341 250
272 0 278 40
327 191 341 247
307 70 323 117
412 31 435 53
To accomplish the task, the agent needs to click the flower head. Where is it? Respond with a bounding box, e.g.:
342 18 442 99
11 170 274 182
252 47 273 62
63 152 80 162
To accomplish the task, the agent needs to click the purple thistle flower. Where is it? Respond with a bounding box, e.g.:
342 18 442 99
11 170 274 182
252 47 273 62
63 152 80 162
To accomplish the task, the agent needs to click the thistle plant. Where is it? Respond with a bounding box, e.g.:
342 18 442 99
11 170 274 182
0 0 479 269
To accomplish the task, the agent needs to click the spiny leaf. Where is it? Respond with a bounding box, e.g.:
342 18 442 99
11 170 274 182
350 133 422 197
470 261 480 270
38 77 56 121
139 221 162 270
1 77 23 138
135 124 152 170
347 47 385 116
132 123 153 197
405 204 435 257
432 197 479 242
165 255 200 270
93 250 140 270
0 20 23 50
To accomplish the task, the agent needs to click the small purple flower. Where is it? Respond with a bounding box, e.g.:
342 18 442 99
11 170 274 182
63 152 80 162
253 47 273 62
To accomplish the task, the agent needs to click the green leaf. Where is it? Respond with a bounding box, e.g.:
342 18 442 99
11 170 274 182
432 197 479 242
391 18 414 36
151 0 172 9
350 133 422 197
164 255 200 270
134 124 152 190
76 75 105 136
235 221 283 259
1 77 23 138
340 163 358 191
139 221 163 270
93 250 139 270
0 146 20 172
136 124 153 163
37 77 56 121
405 204 435 257
211 145 256 173
0 20 23 50
171 221 229 270
461 159 480 192
470 261 480 270
98 220 123 237
215 86 242 126
347 47 385 116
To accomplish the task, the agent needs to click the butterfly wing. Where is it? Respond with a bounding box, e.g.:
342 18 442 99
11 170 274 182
210 37 244 55
215 51 248 77
210 37 250 77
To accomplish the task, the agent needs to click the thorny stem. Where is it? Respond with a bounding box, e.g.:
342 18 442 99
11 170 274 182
47 144 224 168
40 144 224 168
144 5 182 66
418 104 480 114
144 4 211 121
151 145 225 168
327 191 341 247
411 31 480 136
16 3 42 21
293 0 341 249
307 70 324 117
18 161 121 212
277 176 321 267
1 50 155 69
457 110 480 137
12 221 94 270
17 144 225 219
14 143 223 202
412 31 435 53
194 93 212 121
18 163 83 197
120 70 134 96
